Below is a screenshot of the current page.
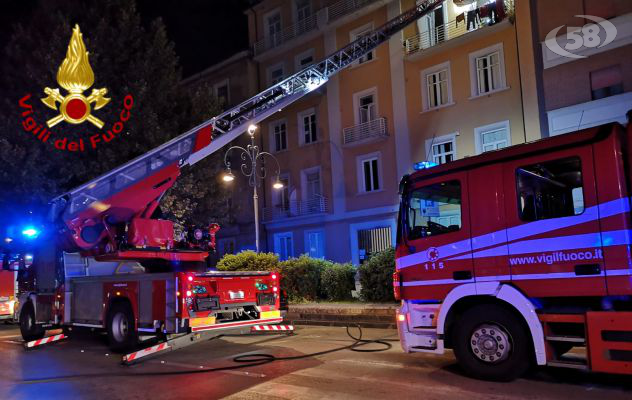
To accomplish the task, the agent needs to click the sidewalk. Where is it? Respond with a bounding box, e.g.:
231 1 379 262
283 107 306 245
284 302 399 329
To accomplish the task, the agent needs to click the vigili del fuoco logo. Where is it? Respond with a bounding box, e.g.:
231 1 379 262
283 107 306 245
18 25 134 152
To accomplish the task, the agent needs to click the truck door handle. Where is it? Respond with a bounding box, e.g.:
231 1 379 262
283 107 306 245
574 264 601 276
453 270 472 281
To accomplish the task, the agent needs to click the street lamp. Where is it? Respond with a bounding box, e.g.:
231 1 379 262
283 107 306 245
223 123 283 253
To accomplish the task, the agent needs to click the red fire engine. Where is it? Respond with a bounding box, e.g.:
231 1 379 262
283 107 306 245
395 122 632 380
10 1 445 359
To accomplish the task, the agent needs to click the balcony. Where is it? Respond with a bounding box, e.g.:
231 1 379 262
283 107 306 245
254 14 318 56
252 0 383 56
404 1 513 56
343 117 388 146
327 0 382 23
263 196 329 222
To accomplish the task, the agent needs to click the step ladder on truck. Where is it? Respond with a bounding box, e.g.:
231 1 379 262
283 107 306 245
394 122 632 381
6 0 446 362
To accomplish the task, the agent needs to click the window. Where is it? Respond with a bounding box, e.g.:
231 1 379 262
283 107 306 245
299 110 317 144
213 79 229 107
432 140 455 164
591 65 623 100
475 121 510 154
266 11 282 47
305 230 324 259
358 94 376 124
406 180 461 240
268 63 285 86
304 169 321 200
427 69 449 108
350 24 374 64
469 43 506 97
273 232 293 261
271 120 287 152
295 49 314 71
361 157 380 192
357 226 391 263
516 157 585 222
295 0 312 34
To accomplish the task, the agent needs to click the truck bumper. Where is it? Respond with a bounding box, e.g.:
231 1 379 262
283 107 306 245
397 301 444 354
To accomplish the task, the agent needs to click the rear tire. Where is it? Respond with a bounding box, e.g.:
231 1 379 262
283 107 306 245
452 304 533 381
106 302 138 352
19 301 45 342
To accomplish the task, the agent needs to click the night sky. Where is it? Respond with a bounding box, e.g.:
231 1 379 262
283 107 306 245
0 0 254 77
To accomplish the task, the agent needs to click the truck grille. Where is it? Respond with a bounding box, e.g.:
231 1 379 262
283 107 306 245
195 296 220 311
257 293 276 306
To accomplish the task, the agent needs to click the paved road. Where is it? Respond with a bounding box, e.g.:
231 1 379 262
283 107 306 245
0 323 630 400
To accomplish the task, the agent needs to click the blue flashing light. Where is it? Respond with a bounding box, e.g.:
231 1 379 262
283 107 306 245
413 161 438 171
21 227 39 238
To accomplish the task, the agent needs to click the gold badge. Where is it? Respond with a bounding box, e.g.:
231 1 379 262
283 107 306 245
41 25 110 128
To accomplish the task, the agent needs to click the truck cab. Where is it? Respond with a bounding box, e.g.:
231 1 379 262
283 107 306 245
395 122 632 380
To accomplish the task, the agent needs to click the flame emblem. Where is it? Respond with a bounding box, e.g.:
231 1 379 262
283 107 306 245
41 25 110 128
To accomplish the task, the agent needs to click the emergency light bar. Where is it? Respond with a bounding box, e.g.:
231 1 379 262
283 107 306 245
413 161 438 170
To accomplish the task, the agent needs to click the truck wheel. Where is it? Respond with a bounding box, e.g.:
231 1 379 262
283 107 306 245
106 302 138 352
452 304 532 381
19 301 45 342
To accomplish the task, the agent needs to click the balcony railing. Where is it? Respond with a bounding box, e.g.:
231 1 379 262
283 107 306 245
254 14 318 56
404 1 513 56
343 117 388 146
263 196 329 221
327 0 381 23
253 0 382 56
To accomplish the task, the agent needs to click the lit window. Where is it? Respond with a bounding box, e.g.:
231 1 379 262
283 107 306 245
305 230 324 259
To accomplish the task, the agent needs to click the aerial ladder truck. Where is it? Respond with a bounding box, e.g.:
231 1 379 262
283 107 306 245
8 0 446 362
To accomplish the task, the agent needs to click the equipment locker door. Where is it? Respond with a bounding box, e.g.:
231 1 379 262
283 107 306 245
503 147 606 297
398 172 473 299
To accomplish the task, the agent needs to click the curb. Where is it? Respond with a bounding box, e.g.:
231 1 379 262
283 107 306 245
283 303 398 329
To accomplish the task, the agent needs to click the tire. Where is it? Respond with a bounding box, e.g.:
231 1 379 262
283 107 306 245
19 301 45 342
452 304 533 381
106 302 138 352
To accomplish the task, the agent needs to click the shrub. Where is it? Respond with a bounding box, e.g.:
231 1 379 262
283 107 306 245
216 250 279 272
279 255 328 301
321 262 355 301
358 248 395 302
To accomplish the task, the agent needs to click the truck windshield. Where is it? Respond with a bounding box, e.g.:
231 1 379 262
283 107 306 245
406 180 461 240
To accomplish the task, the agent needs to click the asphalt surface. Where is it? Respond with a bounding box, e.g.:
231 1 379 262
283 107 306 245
0 323 630 400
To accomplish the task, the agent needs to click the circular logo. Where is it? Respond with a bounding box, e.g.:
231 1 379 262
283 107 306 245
427 247 439 262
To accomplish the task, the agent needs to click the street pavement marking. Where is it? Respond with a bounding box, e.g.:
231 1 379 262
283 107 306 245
148 359 266 378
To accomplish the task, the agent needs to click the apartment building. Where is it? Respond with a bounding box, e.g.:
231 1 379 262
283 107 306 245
236 0 540 264
535 0 632 136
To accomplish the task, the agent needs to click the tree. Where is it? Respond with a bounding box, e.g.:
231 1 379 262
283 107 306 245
0 0 229 228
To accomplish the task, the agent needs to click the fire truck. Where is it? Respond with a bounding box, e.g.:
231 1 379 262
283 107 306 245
9 1 446 357
395 122 632 380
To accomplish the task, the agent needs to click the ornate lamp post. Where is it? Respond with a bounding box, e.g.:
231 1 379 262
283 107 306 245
223 124 284 253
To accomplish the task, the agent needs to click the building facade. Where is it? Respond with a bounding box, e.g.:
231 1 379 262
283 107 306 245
235 0 541 264
534 0 632 136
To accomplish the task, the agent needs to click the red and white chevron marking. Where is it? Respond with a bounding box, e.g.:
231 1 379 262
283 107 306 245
123 342 170 363
26 334 67 348
251 325 294 332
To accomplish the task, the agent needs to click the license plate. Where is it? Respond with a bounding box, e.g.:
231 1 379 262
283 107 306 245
229 290 244 300
190 316 216 328
260 310 281 319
